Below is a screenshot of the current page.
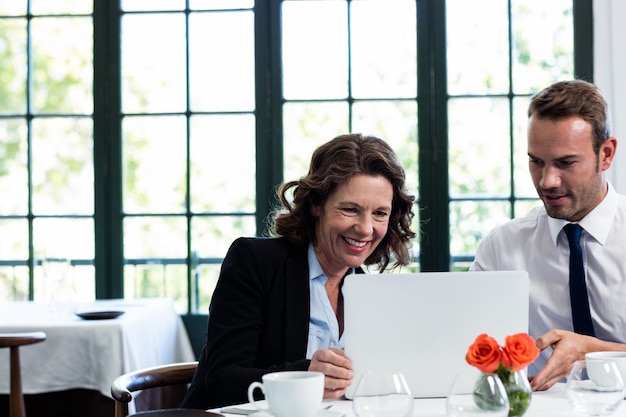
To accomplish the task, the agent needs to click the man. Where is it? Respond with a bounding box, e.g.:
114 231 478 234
470 79 626 391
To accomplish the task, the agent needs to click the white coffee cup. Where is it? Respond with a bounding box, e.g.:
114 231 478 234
586 352 626 391
247 371 324 417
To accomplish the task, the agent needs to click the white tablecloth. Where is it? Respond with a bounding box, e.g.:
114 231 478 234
0 298 195 398
216 384 626 417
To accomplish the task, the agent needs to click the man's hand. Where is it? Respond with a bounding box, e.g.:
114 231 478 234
530 329 614 391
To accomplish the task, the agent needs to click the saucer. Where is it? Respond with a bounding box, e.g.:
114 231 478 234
248 409 343 417
133 410 222 417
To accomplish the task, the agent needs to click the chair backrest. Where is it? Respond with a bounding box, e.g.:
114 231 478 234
111 361 198 417
0 332 47 417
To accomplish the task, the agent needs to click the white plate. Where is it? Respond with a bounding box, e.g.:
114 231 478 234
75 310 125 320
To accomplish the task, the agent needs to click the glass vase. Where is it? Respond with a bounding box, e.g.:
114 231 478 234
474 369 532 417
495 368 532 417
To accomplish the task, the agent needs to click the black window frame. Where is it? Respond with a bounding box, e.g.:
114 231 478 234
1 0 593 310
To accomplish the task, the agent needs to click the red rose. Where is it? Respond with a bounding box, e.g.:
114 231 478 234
501 333 540 371
465 333 502 374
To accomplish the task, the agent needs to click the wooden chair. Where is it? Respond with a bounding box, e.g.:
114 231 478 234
111 361 198 417
0 332 47 417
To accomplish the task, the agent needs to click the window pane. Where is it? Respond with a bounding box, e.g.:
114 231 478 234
283 101 349 181
124 263 188 312
123 116 187 213
514 200 541 219
0 2 26 15
31 117 94 215
446 0 509 95
33 218 95 260
31 0 92 14
448 97 511 197
191 216 256 259
32 218 95 302
0 219 28 259
512 0 574 94
450 200 511 262
124 216 188 259
189 0 254 10
282 1 348 100
0 266 29 301
123 216 188 309
31 17 93 114
195 264 220 313
189 11 254 112
71 265 96 302
351 1 416 98
0 118 28 214
351 100 419 195
0 19 27 113
190 115 255 213
121 0 185 12
34 262 95 304
513 96 536 198
122 14 186 113
189 215 257 311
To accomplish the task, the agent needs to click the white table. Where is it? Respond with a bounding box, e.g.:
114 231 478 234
215 384 626 416
0 298 195 398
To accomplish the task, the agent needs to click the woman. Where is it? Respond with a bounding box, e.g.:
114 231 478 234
181 133 416 409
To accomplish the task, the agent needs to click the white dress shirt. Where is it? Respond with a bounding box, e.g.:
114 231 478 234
470 183 626 375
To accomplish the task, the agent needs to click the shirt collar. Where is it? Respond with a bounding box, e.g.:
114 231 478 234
547 181 618 246
308 243 325 281
307 242 355 281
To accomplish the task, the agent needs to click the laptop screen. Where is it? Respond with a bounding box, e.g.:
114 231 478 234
342 270 529 399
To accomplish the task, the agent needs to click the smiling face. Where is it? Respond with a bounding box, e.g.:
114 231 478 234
312 173 393 278
527 115 616 221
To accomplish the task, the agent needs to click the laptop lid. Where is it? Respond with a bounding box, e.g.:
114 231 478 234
342 270 529 399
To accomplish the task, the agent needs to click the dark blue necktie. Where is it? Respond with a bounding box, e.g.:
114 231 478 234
563 223 595 336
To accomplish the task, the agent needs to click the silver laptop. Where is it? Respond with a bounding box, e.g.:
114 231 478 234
342 270 529 399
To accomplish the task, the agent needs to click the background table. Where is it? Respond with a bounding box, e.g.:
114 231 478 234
0 298 196 417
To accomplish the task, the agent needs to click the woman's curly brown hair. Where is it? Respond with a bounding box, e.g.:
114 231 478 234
268 133 416 271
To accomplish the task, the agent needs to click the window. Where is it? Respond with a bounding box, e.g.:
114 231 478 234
446 0 579 270
0 0 591 313
119 2 257 313
0 1 95 304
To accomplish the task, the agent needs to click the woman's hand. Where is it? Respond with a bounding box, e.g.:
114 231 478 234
309 347 354 399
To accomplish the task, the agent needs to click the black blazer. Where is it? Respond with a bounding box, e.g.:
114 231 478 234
180 237 312 409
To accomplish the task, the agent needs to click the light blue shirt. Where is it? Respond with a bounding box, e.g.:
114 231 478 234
306 243 353 359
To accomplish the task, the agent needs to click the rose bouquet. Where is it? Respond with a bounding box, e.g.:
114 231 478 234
465 333 540 417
